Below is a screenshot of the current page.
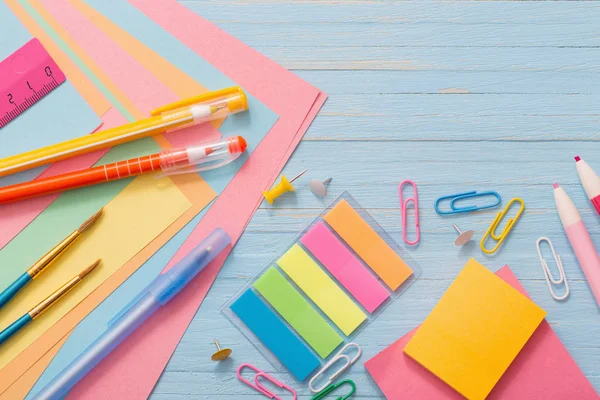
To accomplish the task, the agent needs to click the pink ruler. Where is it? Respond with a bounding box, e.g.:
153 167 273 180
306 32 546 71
0 38 66 128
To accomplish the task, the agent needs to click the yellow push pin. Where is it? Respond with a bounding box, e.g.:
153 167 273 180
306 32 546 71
211 339 232 361
263 169 307 204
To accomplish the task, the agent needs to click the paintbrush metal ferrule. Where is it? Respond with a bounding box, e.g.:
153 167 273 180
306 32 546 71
28 260 101 320
26 209 103 279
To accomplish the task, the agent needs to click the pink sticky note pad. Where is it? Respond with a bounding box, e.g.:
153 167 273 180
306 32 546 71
365 266 599 400
301 221 389 313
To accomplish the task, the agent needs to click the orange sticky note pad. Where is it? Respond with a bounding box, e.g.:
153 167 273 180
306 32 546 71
403 258 547 400
324 199 412 290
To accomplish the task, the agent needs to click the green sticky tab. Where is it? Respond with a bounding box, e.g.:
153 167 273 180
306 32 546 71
254 267 343 358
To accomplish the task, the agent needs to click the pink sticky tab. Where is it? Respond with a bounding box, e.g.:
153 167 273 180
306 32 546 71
301 221 390 313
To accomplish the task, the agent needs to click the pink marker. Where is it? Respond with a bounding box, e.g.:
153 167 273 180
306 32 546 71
575 156 600 215
553 183 600 307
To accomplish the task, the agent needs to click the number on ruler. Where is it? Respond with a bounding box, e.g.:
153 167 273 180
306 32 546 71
7 94 14 105
45 66 52 77
27 81 34 91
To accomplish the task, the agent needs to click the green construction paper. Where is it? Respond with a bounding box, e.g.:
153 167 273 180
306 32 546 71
18 0 134 121
254 267 343 358
1 0 165 291
0 137 160 292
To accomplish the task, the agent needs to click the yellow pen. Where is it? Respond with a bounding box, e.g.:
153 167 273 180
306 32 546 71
0 87 247 178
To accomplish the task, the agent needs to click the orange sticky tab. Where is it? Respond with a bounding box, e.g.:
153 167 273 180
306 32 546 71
324 199 412 290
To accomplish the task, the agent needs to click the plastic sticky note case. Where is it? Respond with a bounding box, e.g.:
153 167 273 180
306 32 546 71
222 192 421 382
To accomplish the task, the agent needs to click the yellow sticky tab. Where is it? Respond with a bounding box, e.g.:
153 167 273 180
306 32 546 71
403 259 546 400
277 244 366 336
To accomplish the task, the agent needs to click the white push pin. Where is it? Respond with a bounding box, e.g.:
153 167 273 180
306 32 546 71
453 224 474 246
309 178 332 198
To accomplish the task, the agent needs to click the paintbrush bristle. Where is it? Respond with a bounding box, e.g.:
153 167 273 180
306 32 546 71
78 259 101 279
77 208 103 233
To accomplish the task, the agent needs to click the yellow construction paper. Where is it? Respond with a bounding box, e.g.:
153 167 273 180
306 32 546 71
0 173 191 370
0 179 212 397
0 336 66 400
0 0 219 392
277 244 366 335
403 258 546 400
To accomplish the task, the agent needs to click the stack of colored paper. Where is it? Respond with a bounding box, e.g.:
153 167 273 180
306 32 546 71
0 1 326 399
365 261 599 400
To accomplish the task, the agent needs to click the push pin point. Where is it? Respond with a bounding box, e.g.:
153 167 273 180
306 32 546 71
453 224 475 246
309 178 332 198
211 339 232 361
263 169 307 204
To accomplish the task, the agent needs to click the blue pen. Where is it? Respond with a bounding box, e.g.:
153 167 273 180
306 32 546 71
0 209 103 310
32 227 231 400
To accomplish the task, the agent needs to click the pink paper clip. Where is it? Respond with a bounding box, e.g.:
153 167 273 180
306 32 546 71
399 180 420 245
237 363 297 399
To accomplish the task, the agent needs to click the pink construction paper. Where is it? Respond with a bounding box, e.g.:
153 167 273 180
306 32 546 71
38 0 222 147
0 108 118 249
63 1 326 399
365 266 599 400
301 221 389 313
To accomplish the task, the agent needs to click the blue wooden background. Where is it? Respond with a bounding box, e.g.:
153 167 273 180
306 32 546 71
152 1 600 398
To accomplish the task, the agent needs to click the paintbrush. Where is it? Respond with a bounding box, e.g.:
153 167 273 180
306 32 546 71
0 259 101 346
0 208 103 310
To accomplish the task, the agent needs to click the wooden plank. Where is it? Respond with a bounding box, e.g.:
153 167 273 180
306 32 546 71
149 1 600 398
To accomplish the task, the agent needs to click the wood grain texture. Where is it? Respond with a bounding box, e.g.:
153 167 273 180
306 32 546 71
151 1 600 398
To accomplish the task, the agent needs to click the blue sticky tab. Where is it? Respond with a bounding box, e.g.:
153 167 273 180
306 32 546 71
230 289 320 381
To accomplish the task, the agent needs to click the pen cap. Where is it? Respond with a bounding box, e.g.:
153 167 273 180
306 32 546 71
152 87 248 131
159 136 247 175
157 228 231 304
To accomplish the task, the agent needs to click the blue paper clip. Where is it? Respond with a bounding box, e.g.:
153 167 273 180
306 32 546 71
434 190 502 215
311 379 356 400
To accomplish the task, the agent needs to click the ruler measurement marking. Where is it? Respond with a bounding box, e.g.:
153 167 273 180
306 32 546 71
0 39 66 129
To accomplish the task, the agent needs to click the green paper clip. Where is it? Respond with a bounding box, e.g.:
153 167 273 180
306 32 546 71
311 379 356 400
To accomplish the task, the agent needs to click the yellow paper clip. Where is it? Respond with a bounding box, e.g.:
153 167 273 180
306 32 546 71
480 198 525 254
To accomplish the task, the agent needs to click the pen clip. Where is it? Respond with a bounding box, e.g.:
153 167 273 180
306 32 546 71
150 86 246 115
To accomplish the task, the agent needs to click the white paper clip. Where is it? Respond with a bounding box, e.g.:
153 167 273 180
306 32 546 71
309 342 361 393
536 237 569 301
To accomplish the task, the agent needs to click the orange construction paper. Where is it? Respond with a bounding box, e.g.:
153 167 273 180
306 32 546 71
4 0 108 116
0 176 212 398
0 0 218 394
67 0 223 138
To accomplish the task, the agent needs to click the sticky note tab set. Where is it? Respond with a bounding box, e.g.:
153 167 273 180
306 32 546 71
224 193 421 381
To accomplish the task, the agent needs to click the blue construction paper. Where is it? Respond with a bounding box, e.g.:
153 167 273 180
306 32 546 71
30 1 278 392
26 211 205 398
83 0 278 194
0 1 101 187
230 290 321 381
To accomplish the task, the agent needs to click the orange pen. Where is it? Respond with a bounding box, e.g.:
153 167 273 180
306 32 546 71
0 136 247 204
